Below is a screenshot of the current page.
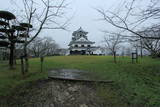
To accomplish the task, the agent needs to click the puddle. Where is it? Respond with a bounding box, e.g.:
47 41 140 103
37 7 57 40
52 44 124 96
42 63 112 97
48 69 90 80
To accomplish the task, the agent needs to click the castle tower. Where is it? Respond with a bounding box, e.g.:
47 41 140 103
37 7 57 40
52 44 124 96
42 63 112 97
69 27 95 55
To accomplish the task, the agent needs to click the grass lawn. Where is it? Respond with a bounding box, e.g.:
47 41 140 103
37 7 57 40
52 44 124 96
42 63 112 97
0 56 160 106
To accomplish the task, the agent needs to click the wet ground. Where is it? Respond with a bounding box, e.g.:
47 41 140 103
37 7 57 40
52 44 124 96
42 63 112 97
6 79 109 107
48 69 91 80
48 69 112 83
1 69 113 107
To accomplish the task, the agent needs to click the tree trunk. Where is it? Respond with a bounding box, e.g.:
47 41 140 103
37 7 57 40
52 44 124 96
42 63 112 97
140 48 143 58
140 39 143 58
20 56 25 75
24 44 29 72
136 48 138 63
113 51 117 63
13 49 17 65
9 43 14 69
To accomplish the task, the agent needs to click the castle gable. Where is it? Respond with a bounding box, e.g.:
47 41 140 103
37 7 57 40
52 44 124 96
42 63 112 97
76 37 88 42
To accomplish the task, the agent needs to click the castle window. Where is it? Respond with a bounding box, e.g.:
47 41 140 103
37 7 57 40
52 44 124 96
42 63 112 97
81 45 84 47
75 45 78 47
88 45 90 47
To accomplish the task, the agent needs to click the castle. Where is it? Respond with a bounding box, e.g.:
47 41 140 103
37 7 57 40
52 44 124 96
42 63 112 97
68 27 96 55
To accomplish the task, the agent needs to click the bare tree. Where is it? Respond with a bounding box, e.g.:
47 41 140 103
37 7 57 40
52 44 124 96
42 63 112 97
97 0 160 40
138 25 160 57
11 0 69 72
44 37 59 56
104 33 122 63
28 36 59 57
99 46 107 55
142 0 160 20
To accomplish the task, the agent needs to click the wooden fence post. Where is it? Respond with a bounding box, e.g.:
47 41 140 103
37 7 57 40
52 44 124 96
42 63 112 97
40 56 44 72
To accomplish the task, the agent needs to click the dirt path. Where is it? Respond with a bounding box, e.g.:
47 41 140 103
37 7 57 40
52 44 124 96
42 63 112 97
6 79 109 107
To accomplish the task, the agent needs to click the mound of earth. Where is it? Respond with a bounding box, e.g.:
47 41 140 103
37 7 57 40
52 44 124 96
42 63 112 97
4 79 109 107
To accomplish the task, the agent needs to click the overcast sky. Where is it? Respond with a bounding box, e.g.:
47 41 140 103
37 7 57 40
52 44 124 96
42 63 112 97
0 0 153 48
55 0 119 48
0 0 122 48
47 0 119 48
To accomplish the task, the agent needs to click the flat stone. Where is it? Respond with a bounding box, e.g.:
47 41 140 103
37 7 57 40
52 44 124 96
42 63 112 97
80 104 88 107
67 84 71 86
70 97 75 101
64 92 70 96
48 69 88 80
49 103 55 107
48 69 113 83
68 86 79 92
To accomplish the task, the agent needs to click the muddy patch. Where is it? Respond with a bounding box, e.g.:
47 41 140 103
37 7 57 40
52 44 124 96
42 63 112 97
5 79 109 107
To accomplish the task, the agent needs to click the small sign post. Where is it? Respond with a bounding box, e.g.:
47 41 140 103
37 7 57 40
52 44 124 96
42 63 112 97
40 56 44 72
132 53 138 64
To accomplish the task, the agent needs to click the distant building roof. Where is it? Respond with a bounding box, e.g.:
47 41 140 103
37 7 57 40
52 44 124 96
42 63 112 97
77 27 86 32
72 27 88 36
